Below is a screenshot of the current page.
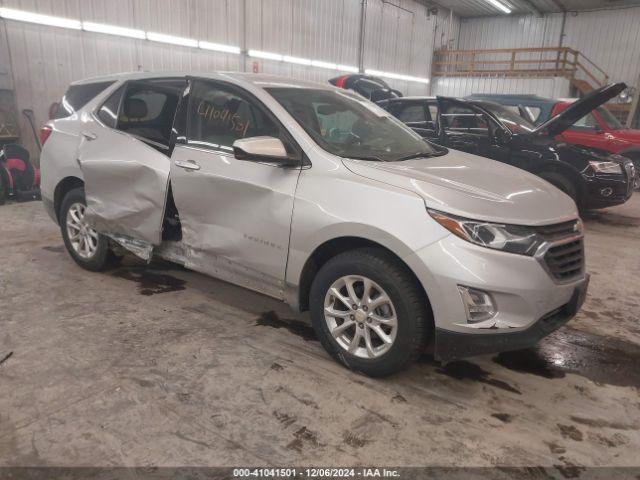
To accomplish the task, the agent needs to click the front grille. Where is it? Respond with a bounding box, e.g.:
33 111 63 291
535 220 584 282
535 220 579 242
544 238 584 281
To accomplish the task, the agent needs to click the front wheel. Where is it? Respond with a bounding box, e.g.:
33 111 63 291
309 248 431 377
60 187 118 271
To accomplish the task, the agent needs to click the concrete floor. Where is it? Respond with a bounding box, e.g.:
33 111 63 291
1 196 640 473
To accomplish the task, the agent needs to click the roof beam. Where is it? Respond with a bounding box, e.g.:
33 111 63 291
549 0 567 12
516 0 544 16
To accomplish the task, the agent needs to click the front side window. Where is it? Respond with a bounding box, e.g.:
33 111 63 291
595 107 622 130
187 81 280 153
267 88 438 162
571 112 600 130
480 103 536 135
441 105 489 134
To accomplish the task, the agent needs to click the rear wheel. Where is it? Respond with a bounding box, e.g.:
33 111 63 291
60 187 118 271
309 248 430 377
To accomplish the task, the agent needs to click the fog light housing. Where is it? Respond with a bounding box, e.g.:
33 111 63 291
599 187 613 197
457 286 496 323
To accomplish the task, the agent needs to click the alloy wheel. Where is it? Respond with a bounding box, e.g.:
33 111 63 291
323 275 398 359
66 202 99 259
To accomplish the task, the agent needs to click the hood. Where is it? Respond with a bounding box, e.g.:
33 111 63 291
533 83 627 137
343 151 578 226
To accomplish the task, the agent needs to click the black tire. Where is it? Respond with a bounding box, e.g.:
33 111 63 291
309 247 431 377
539 172 580 205
0 174 6 205
60 187 117 271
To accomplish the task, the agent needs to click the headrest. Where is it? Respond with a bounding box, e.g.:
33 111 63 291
124 98 148 119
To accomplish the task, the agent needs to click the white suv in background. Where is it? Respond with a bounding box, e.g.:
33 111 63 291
40 72 589 376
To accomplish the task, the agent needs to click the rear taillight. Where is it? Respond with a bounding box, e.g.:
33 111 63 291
39 126 53 146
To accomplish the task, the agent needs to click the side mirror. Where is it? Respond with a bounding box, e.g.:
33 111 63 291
494 127 511 145
233 136 300 167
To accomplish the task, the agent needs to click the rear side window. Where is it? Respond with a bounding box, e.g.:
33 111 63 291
396 104 426 123
97 86 125 128
116 84 181 147
52 81 115 119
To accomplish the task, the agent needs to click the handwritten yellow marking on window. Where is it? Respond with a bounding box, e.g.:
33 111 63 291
197 100 250 138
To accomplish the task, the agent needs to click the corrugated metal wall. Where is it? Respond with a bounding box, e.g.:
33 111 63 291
449 6 640 97
0 0 459 158
433 76 570 98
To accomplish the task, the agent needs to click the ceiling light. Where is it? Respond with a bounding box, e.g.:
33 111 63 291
82 21 145 39
0 7 81 29
365 69 429 84
483 0 511 14
248 50 283 61
146 32 198 48
336 64 359 73
311 60 337 70
198 41 241 54
282 55 312 66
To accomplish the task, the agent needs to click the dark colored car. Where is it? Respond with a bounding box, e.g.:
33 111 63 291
329 75 402 102
468 92 640 172
376 84 636 210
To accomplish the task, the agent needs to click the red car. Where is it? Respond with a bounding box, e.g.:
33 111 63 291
552 102 640 161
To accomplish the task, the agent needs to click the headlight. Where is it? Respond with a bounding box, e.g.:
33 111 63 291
588 160 623 175
428 210 544 256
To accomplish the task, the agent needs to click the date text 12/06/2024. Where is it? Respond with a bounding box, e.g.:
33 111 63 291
233 468 401 478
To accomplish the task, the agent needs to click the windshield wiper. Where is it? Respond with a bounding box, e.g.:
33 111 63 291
345 155 385 162
394 151 433 161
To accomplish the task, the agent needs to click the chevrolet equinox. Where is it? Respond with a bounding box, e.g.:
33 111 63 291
40 73 589 376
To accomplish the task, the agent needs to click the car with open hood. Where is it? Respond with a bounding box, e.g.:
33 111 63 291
468 91 640 178
41 72 589 376
377 84 637 210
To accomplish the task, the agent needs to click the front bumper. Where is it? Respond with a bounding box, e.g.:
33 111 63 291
435 274 589 360
583 170 635 209
403 234 588 360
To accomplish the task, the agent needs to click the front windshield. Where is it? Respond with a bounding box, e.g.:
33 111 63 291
266 87 439 161
480 102 537 134
596 106 623 130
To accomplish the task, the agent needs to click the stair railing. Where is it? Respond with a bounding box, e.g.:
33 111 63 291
432 47 610 88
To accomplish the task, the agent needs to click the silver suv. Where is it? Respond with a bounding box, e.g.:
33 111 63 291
40 72 589 376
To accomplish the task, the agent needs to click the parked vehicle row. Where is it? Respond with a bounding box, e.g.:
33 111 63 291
41 72 590 376
332 74 639 206
376 85 637 210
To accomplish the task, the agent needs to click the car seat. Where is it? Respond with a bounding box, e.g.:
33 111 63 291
1 144 36 192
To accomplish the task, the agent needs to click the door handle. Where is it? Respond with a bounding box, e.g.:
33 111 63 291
81 131 97 141
175 160 201 171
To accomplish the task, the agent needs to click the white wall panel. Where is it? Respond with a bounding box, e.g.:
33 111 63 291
562 7 640 88
456 7 640 88
432 76 571 98
458 14 562 50
1 0 451 158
